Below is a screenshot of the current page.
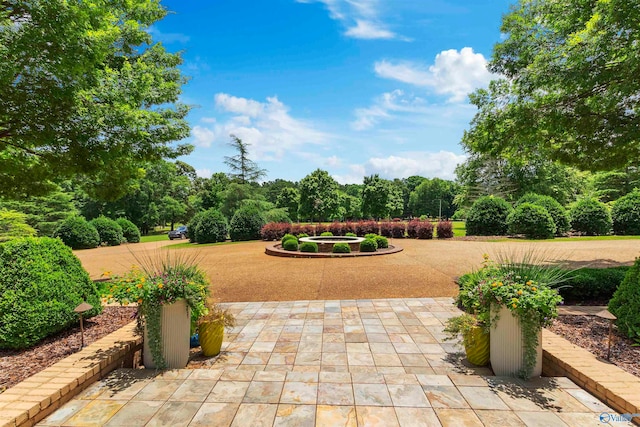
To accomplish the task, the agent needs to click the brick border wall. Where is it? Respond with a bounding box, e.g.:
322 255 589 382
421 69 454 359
542 329 640 426
0 322 142 427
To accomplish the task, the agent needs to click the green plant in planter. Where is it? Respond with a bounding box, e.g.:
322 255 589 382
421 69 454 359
198 302 236 357
443 313 489 366
106 252 209 369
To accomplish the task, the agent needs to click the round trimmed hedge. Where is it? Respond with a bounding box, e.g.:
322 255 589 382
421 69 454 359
299 242 318 253
281 234 298 244
90 216 123 246
54 216 100 249
466 196 512 236
609 257 640 340
332 243 351 253
570 198 612 235
374 235 389 249
611 190 640 235
507 203 556 239
116 218 141 243
283 239 298 251
516 193 570 235
230 207 266 241
189 209 228 243
345 232 357 237
320 231 333 236
360 238 378 252
0 237 102 349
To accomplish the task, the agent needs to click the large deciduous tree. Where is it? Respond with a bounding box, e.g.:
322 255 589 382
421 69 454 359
0 0 192 199
408 178 458 219
298 169 339 222
464 0 640 171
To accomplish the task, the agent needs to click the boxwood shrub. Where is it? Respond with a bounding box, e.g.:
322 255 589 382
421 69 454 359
611 190 640 235
559 266 630 304
364 233 378 240
345 232 357 237
507 203 556 239
299 242 318 253
320 231 333 236
230 207 266 241
297 233 309 238
570 198 612 235
332 242 351 253
466 196 512 236
0 237 102 349
517 193 570 235
609 258 640 339
281 234 298 244
116 218 140 243
374 235 389 248
283 239 298 251
54 216 100 249
90 216 123 246
360 238 377 252
189 209 228 243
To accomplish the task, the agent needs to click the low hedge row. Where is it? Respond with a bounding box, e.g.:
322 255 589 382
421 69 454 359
558 266 630 304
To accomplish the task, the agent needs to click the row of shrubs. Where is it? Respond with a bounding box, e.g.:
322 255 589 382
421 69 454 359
261 220 454 241
466 190 640 238
186 207 267 244
54 216 141 249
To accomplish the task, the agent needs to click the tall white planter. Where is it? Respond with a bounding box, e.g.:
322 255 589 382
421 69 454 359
490 305 542 378
143 299 191 369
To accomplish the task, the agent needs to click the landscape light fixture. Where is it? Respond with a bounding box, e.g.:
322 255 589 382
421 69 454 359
595 309 616 361
74 302 93 349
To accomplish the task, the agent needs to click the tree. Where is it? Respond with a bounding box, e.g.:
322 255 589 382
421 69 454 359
591 167 640 203
0 210 36 242
464 0 640 171
224 135 267 184
402 176 426 217
408 178 458 219
262 179 298 204
0 0 192 199
337 192 361 220
298 169 340 222
221 183 263 219
276 187 300 221
361 175 392 219
193 173 229 211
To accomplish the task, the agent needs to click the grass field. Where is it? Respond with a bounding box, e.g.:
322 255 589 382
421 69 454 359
140 233 170 243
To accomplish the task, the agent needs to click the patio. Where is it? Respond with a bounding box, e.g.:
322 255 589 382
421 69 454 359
38 298 633 426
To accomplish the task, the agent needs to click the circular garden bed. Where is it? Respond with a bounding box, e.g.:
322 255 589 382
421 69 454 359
265 242 403 258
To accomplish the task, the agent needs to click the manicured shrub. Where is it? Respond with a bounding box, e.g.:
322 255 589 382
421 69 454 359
436 221 454 239
360 238 378 252
299 242 318 253
364 233 378 240
230 207 266 241
415 221 434 239
570 198 612 235
297 233 309 238
332 242 351 253
315 223 328 235
290 223 301 235
299 224 315 236
260 222 292 241
328 221 343 236
559 266 630 304
343 221 357 234
0 237 102 349
466 196 512 236
379 222 393 237
374 235 389 248
281 234 298 244
320 231 333 236
282 239 298 251
116 218 141 243
263 209 292 224
391 222 406 238
516 193 570 235
406 220 420 238
419 215 429 221
345 232 357 237
611 190 640 235
89 216 123 246
355 220 378 236
609 258 640 340
54 216 100 249
507 203 556 239
189 209 228 243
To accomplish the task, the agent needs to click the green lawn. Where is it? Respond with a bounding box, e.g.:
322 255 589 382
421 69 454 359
452 221 466 237
488 235 640 242
168 240 259 249
140 233 170 243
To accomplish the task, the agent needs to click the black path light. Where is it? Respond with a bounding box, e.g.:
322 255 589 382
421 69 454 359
74 302 93 349
595 309 617 361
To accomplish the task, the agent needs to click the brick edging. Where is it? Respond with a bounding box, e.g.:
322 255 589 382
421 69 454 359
0 322 142 427
542 329 640 425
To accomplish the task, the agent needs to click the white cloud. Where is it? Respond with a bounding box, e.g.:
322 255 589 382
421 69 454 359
364 152 467 180
352 90 427 130
192 126 216 147
196 168 212 178
333 164 366 185
324 155 342 167
297 0 405 40
191 93 329 160
374 47 495 102
201 117 217 124
147 26 190 44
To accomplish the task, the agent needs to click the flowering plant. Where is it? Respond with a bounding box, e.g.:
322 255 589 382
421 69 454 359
104 251 209 369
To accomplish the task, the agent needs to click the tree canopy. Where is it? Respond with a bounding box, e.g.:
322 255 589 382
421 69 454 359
298 169 339 221
463 0 640 171
0 0 191 199
224 135 267 184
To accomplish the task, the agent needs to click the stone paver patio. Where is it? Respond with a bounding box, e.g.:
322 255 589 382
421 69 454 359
39 298 633 426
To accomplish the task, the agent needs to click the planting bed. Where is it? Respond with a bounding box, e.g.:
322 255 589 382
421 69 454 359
265 241 403 258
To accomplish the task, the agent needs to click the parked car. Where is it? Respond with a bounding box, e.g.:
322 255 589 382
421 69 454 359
168 226 188 240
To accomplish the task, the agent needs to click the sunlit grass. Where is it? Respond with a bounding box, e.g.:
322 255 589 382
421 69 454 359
167 240 259 249
487 235 640 242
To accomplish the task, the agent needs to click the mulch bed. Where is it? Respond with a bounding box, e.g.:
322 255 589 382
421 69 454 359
548 315 640 378
0 306 138 393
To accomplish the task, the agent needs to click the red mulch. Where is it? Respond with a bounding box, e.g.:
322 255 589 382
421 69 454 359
0 306 138 393
548 315 640 378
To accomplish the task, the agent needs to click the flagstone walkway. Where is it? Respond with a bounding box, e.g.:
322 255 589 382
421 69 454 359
39 298 633 426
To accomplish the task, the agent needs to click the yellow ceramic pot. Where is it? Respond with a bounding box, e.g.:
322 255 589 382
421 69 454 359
463 325 490 366
199 321 224 357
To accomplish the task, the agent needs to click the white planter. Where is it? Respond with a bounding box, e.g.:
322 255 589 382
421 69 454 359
143 299 191 369
490 305 542 378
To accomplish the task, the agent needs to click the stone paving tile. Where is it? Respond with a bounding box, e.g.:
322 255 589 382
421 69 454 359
230 403 277 427
280 381 318 405
434 408 484 427
145 401 201 427
243 381 284 404
169 380 217 402
516 410 569 427
317 382 355 405
394 407 442 427
273 404 315 427
475 409 525 426
423 386 470 409
316 405 357 426
457 386 510 410
61 400 127 426
132 380 182 401
206 381 251 403
188 402 239 427
356 406 400 427
353 383 393 406
103 401 163 426
387 384 431 407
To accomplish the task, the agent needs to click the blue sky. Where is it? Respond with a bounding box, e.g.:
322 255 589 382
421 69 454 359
156 0 513 184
